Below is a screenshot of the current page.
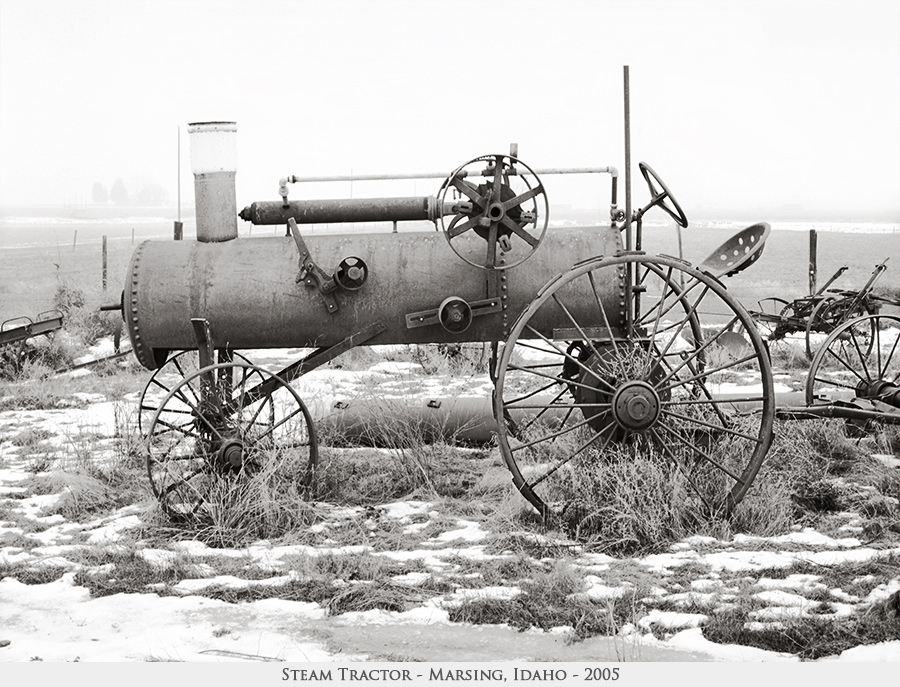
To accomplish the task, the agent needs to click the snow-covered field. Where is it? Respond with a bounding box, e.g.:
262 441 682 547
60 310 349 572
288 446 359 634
1 344 899 665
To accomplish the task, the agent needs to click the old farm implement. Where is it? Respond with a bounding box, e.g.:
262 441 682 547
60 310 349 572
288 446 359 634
747 259 894 361
0 311 63 375
107 69 797 523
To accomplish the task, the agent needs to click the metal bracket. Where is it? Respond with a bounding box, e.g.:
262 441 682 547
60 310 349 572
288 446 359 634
288 218 339 314
406 297 502 330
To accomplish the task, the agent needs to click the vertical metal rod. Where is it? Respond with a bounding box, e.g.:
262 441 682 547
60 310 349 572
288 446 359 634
623 66 632 252
623 65 634 334
809 229 818 295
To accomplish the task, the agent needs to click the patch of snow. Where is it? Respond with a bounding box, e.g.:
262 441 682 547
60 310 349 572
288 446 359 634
733 528 861 548
754 574 825 592
753 589 815 607
872 453 900 469
442 585 522 606
431 520 488 543
638 609 708 631
667 627 799 661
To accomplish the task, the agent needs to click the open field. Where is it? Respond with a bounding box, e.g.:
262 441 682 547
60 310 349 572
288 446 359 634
0 341 899 662
2 211 899 324
1 214 899 663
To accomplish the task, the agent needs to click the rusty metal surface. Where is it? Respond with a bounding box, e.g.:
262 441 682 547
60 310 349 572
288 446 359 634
124 225 624 369
194 172 238 242
239 197 445 226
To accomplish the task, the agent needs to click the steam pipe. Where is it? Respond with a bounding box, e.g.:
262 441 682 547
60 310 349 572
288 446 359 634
279 166 617 185
239 196 459 225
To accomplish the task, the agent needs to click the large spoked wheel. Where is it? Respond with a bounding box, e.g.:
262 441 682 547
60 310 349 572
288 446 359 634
138 350 253 436
437 153 548 269
145 362 318 521
804 296 875 361
493 253 774 521
805 314 900 406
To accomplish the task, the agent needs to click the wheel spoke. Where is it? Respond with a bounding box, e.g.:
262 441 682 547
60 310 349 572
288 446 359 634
661 408 760 442
649 428 715 511
500 214 540 247
522 324 617 392
588 270 623 361
508 361 613 397
450 176 485 204
656 421 744 484
447 214 481 239
510 412 603 453
501 183 542 212
529 416 619 488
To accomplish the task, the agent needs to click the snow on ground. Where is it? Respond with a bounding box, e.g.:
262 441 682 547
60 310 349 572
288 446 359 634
1 347 899 663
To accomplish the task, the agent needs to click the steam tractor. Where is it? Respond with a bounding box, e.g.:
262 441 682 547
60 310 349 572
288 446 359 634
118 97 780 522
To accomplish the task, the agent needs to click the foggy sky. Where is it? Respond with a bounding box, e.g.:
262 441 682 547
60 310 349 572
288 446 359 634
1 0 898 220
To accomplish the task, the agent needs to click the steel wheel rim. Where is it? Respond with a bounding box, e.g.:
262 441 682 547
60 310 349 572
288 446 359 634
145 362 318 520
138 350 254 436
493 253 775 520
805 314 900 407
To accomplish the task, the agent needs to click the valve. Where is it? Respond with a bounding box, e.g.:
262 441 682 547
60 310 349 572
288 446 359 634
334 256 368 291
438 297 473 333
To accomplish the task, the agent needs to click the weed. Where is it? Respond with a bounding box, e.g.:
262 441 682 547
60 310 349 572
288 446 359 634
703 604 900 660
326 580 427 616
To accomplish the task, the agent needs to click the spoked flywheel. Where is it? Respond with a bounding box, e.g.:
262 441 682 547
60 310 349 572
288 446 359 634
493 253 775 521
145 362 318 520
806 314 900 407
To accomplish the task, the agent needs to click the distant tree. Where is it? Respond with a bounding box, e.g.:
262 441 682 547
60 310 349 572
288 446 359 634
110 177 128 205
91 182 108 204
134 183 167 206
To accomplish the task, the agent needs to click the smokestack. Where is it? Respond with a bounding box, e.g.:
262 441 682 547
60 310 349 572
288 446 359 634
188 121 238 242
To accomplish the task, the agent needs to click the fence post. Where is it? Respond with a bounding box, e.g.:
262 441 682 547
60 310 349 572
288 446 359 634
102 235 108 291
809 229 817 295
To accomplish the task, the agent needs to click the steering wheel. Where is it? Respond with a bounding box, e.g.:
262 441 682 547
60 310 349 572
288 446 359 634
437 154 548 270
638 161 688 228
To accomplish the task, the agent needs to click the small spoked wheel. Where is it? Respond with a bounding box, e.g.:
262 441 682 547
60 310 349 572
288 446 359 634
145 362 317 520
493 253 775 522
437 153 548 269
804 296 875 361
805 314 900 407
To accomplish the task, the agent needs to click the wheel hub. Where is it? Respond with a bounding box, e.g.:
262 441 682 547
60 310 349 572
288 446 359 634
611 380 661 431
218 439 244 469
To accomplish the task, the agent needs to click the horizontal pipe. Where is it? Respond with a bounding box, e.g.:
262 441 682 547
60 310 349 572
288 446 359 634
281 166 618 185
239 196 450 226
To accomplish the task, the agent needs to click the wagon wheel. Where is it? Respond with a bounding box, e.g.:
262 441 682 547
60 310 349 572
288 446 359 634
805 314 899 406
437 153 548 269
145 362 318 520
138 350 254 435
741 298 807 367
493 253 775 522
804 296 876 361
